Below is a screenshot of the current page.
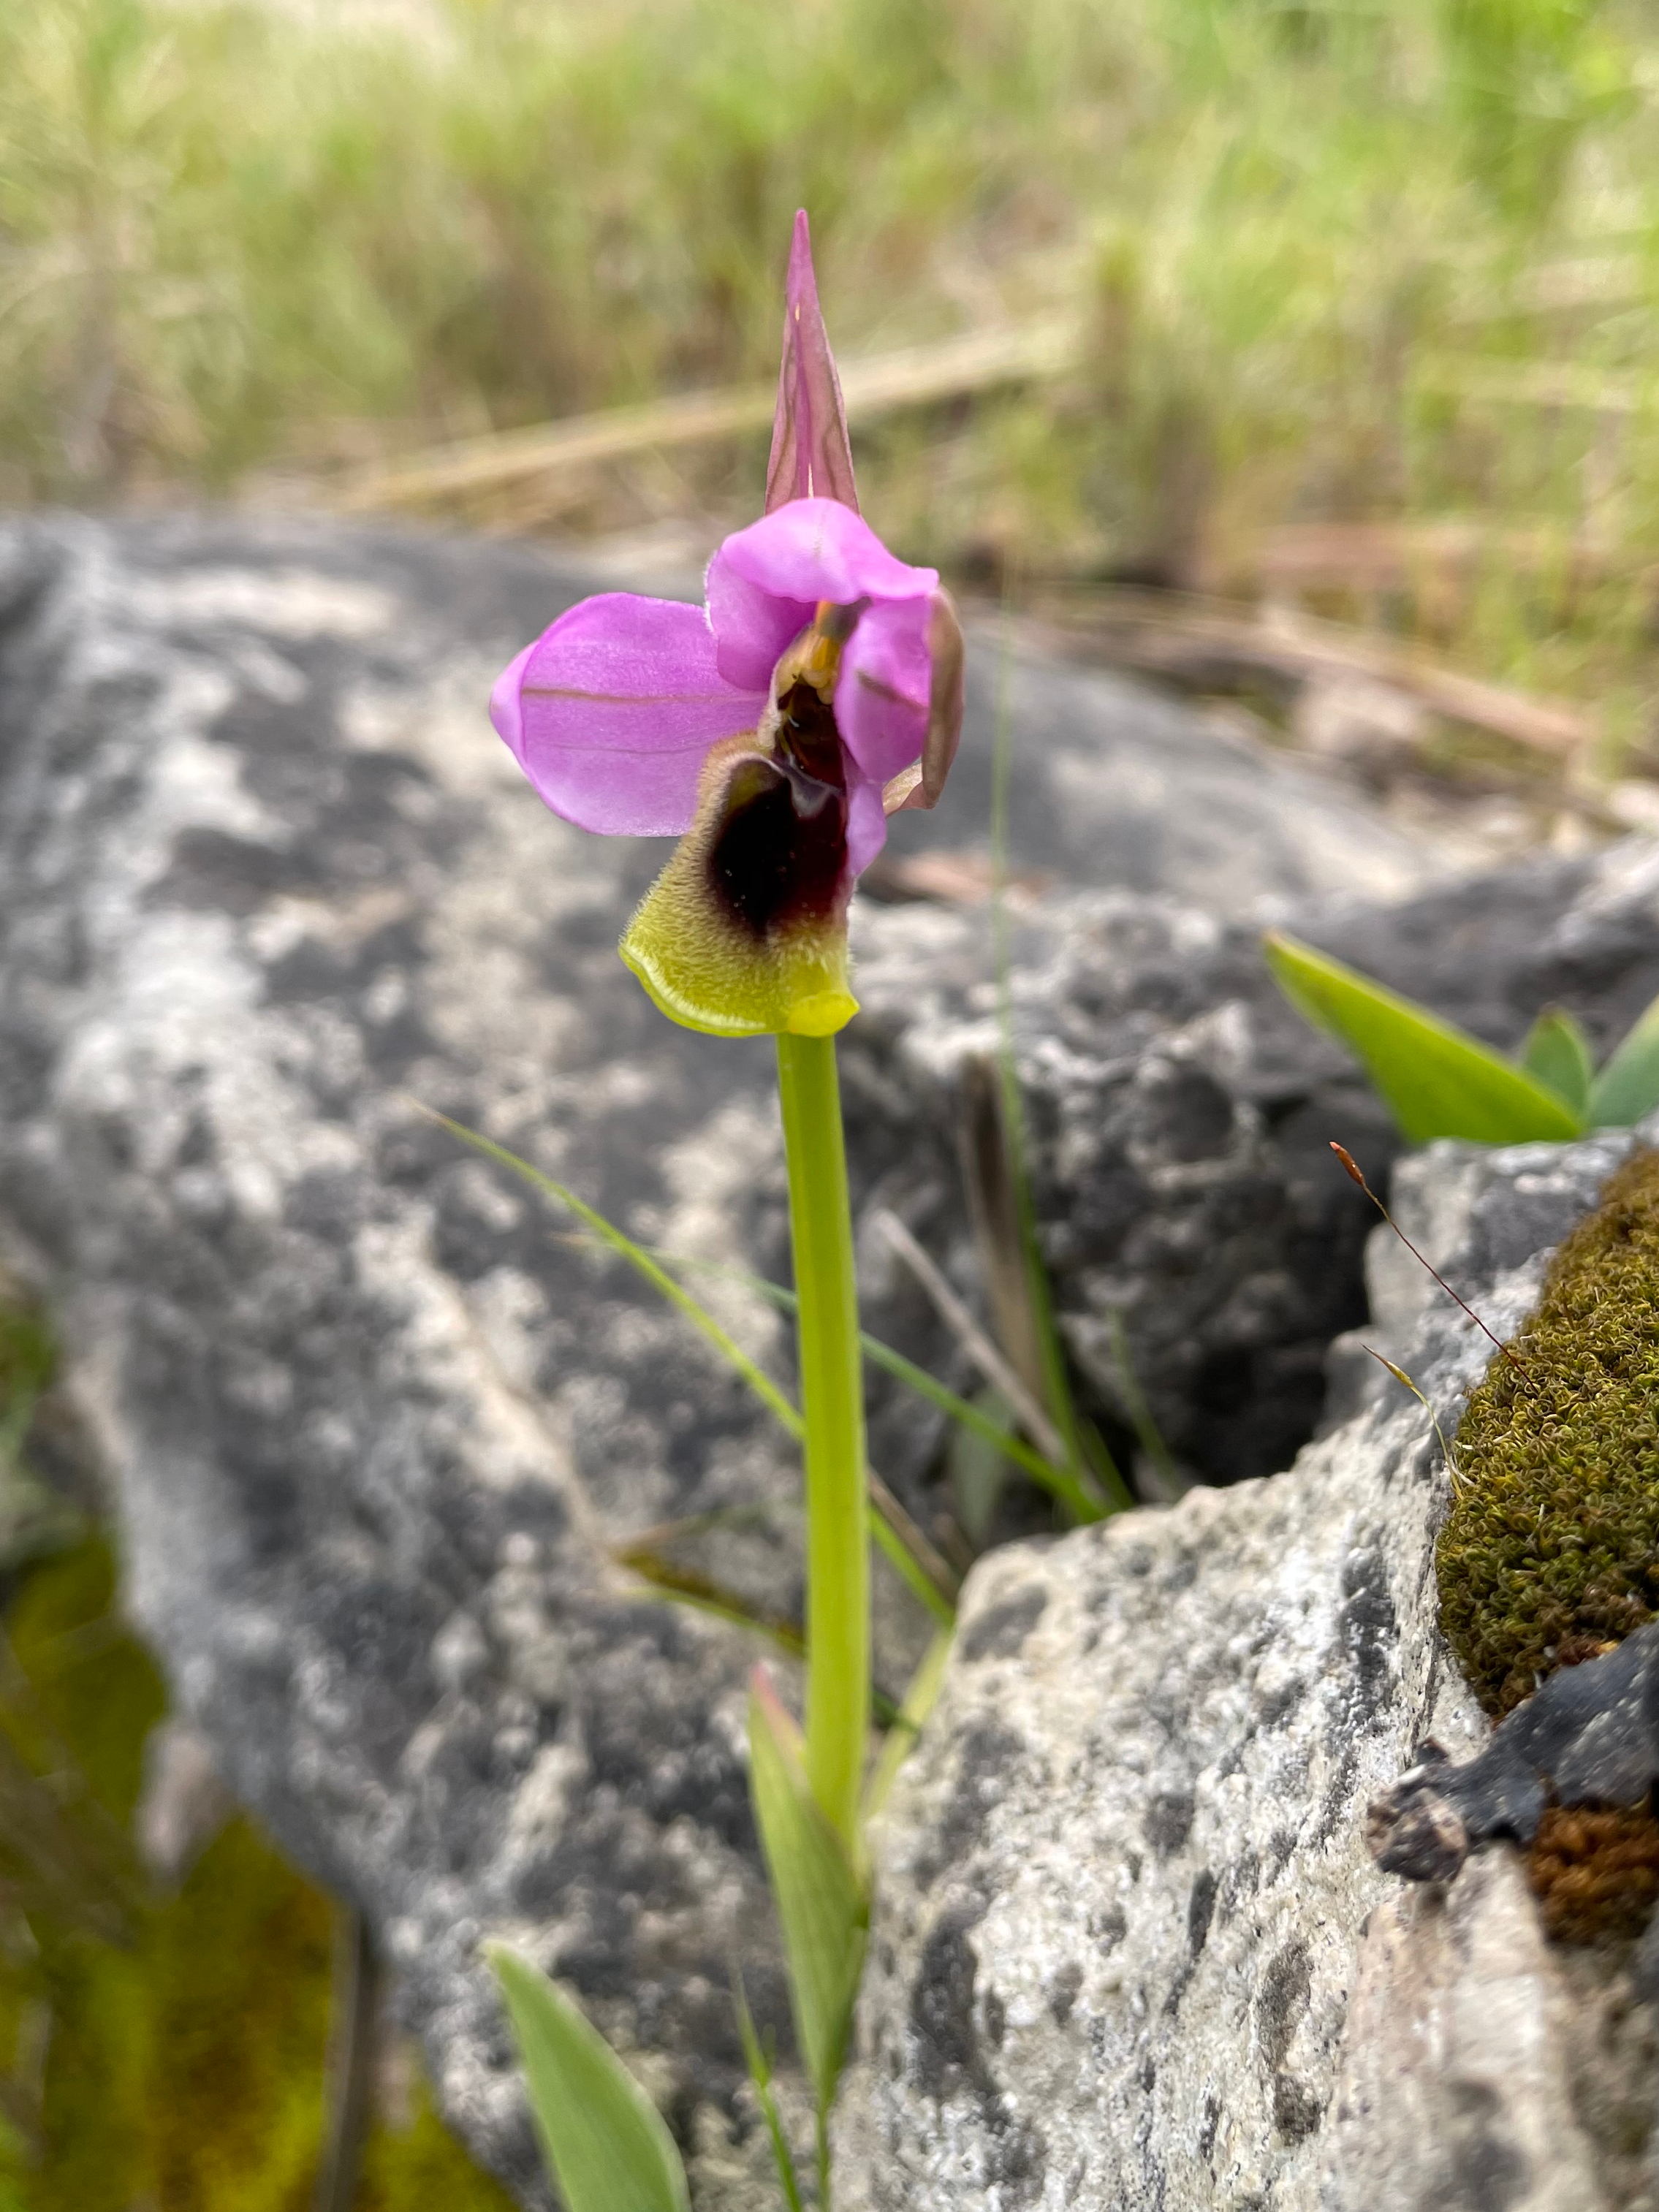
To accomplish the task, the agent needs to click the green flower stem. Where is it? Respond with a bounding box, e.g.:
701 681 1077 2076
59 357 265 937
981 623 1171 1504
775 1030 869 1852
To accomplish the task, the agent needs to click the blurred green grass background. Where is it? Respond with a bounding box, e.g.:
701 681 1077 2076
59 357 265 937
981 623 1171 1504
6 0 1659 743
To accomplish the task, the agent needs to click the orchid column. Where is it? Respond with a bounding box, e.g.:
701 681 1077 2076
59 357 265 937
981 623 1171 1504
488 213 964 1850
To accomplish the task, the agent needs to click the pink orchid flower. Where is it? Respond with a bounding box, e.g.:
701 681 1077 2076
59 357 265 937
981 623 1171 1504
489 212 965 1038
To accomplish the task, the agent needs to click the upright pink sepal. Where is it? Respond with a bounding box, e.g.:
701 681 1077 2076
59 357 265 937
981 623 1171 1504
764 210 859 517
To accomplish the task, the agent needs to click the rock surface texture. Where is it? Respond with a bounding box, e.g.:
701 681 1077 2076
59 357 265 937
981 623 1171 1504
833 1125 1659 2212
4 509 1659 2202
850 836 1659 1486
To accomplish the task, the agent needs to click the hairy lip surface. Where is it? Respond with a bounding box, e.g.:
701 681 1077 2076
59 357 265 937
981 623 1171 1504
710 682 849 939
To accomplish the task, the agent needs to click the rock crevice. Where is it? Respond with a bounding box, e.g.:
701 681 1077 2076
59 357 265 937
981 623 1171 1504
834 1128 1658 2211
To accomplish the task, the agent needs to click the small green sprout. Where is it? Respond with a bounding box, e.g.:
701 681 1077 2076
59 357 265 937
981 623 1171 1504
1267 932 1659 1146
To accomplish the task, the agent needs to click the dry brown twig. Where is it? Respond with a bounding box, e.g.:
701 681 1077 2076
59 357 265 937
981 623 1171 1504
329 318 1081 516
873 1208 1071 1473
1025 589 1592 758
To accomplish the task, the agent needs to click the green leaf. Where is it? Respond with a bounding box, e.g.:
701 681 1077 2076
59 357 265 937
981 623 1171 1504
1519 1006 1594 1116
487 1946 691 2212
1590 988 1659 1128
732 1975 807 2212
1263 933 1584 1146
747 1673 868 2114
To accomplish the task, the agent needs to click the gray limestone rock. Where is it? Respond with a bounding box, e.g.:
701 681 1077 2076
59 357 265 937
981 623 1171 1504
832 1122 1656 2212
0 510 797 2203
1 505 1658 2203
1331 1850 1606 2212
849 839 1659 1489
0 508 1468 2198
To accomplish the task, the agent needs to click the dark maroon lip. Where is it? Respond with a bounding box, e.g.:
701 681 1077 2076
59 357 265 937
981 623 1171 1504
709 682 849 940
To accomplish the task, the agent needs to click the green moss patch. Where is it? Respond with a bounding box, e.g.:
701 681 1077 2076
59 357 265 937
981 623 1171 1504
1438 1147 1659 1720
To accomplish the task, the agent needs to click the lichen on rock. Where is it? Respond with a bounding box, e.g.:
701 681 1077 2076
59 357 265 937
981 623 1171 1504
1438 1144 1659 1721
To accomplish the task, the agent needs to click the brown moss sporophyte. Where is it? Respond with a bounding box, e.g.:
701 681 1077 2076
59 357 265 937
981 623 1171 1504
488 210 965 1041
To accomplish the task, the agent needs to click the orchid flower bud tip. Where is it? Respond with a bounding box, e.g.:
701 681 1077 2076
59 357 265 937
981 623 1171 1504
765 210 859 517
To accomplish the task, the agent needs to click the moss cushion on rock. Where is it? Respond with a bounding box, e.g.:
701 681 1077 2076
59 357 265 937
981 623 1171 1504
1439 1147 1659 1721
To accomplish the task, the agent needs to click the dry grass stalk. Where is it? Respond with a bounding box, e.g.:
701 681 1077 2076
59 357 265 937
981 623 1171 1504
1415 356 1654 416
330 319 1081 515
1028 591 1593 758
873 1209 1071 1474
1209 519 1648 599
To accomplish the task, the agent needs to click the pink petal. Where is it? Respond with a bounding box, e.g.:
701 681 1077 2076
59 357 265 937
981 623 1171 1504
713 499 938 618
703 555 816 695
764 210 859 516
491 594 763 837
845 772 891 881
834 595 933 786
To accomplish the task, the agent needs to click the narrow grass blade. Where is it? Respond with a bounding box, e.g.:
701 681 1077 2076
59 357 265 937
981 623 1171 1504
422 1109 802 1440
612 1545 805 1663
993 1053 1131 1508
1106 1311 1182 1496
864 1476 958 1623
985 618 1132 1517
874 1208 1107 1522
957 1056 1052 1437
1264 933 1584 1144
1590 988 1659 1128
864 1625 954 1826
432 1111 1066 1535
947 1384 1015 1546
707 1261 1079 1511
487 1947 691 2212
747 1672 868 2115
732 1975 806 2212
862 1334 1060 1495
616 1552 911 1725
425 1110 954 1616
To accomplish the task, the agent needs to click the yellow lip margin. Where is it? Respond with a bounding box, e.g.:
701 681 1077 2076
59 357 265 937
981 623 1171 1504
618 730 858 1041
